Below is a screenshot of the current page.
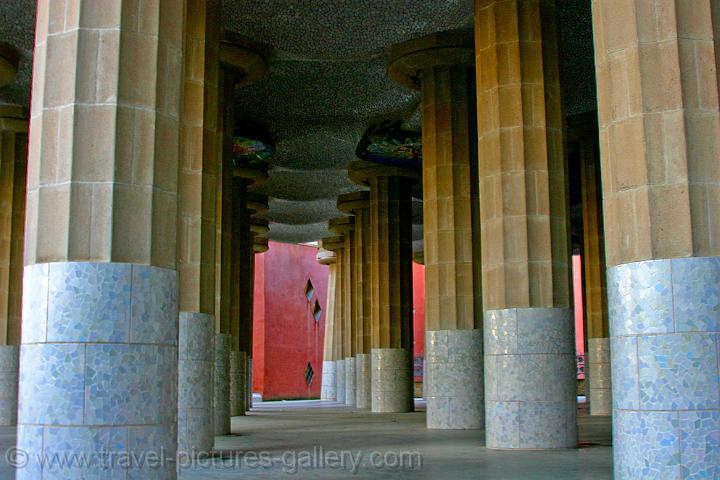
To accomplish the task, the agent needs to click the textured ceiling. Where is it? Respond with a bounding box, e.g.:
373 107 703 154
0 0 35 107
223 0 475 61
0 0 597 246
230 1 478 243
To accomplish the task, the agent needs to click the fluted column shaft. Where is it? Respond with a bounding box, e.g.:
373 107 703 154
569 117 611 416
343 227 357 406
0 110 26 347
475 0 576 449
333 242 347 403
231 179 250 353
176 0 220 454
340 195 372 409
319 252 338 401
0 108 27 427
389 31 484 429
423 64 484 429
343 229 355 359
592 1 720 477
369 176 413 351
212 69 235 436
19 2 185 477
349 162 417 414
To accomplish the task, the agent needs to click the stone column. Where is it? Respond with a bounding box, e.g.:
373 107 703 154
214 72 233 436
213 332 230 435
349 161 417 413
178 313 214 454
0 107 26 427
338 192 373 409
592 1 720 477
569 115 611 416
475 0 577 449
317 248 338 400
19 2 184 477
229 177 250 416
176 0 220 454
329 216 357 407
229 350 245 416
322 235 347 403
388 31 483 429
216 43 267 426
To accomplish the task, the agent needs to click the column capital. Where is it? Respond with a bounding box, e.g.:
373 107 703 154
233 161 269 186
413 250 424 265
321 235 345 252
246 192 269 215
0 44 18 88
387 30 474 90
337 191 370 214
253 236 268 253
220 36 268 88
347 160 419 187
328 216 355 235
0 105 27 133
316 248 336 265
250 217 269 236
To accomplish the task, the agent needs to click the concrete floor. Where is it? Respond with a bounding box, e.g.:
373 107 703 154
0 399 613 479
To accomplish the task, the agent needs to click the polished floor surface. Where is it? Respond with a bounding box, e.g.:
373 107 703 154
1 399 613 479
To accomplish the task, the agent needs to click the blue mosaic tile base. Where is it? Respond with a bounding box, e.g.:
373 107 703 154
425 329 484 429
370 348 413 413
213 333 230 436
18 262 179 480
484 308 577 449
0 345 18 426
609 257 720 479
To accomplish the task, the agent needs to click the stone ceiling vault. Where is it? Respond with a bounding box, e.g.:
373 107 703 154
0 0 595 245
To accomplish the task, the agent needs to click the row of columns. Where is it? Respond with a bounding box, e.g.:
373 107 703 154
384 1 718 477
593 0 720 477
3 0 718 478
0 106 26 427
319 161 419 414
315 2 605 449
10 1 272 477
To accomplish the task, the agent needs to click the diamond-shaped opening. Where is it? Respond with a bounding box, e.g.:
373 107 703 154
304 279 315 301
304 362 314 386
313 300 322 322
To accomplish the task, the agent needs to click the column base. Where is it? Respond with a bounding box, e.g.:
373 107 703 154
0 345 18 426
371 348 413 413
320 360 337 400
214 333 231 436
335 359 346 403
484 308 577 449
355 354 370 409
345 357 356 406
18 262 178 478
587 337 611 416
247 357 253 410
426 330 484 429
178 312 214 454
608 258 720 479
229 351 247 417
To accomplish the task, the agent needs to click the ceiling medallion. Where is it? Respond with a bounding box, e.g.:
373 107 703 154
356 120 421 168
232 136 275 165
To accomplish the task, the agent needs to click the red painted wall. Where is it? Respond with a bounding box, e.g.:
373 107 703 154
253 243 427 399
252 252 266 393
253 242 328 400
412 263 425 384
573 254 586 379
